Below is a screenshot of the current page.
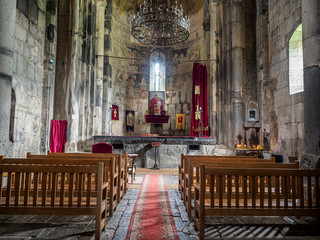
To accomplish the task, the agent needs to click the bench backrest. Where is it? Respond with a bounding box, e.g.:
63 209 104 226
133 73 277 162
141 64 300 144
183 156 276 176
0 163 104 208
1 157 116 185
199 165 320 209
28 152 128 170
180 153 261 168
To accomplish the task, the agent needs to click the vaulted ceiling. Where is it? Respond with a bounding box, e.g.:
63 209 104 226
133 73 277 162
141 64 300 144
109 0 208 50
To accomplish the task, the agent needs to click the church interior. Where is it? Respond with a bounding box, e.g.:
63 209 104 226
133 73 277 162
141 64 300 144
0 0 320 239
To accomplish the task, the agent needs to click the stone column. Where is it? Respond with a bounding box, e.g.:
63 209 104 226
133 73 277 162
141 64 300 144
231 0 245 146
93 0 105 135
0 0 17 156
301 0 320 169
256 0 270 151
67 0 82 152
209 0 219 138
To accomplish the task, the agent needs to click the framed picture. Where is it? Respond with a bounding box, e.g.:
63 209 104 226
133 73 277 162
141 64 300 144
149 91 164 115
247 108 259 122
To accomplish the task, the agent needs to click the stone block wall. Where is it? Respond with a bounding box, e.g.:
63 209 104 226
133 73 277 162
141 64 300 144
105 3 205 137
265 0 304 158
165 68 193 136
12 2 47 157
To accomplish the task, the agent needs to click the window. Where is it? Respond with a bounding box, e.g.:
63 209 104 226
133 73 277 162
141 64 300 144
155 62 160 91
289 24 304 95
150 52 166 91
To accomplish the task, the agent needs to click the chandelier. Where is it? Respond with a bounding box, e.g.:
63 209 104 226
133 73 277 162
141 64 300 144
132 0 190 46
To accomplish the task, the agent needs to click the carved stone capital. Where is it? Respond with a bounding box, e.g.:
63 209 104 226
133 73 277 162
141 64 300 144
300 153 320 169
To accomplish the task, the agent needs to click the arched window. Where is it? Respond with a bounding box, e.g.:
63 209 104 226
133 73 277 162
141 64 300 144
289 24 303 95
149 52 166 91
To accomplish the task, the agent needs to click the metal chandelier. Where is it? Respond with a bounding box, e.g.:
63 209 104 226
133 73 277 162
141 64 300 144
132 0 190 46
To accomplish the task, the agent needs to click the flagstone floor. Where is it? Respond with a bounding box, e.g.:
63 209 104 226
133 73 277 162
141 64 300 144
1 172 320 239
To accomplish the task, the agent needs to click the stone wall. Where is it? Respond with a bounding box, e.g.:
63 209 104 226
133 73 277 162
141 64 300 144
104 2 206 137
12 1 48 157
265 0 304 158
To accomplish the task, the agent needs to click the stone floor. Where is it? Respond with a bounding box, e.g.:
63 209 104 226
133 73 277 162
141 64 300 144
1 172 320 239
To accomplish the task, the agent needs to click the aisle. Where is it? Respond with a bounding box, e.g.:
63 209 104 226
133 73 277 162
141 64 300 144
103 175 197 239
126 175 178 239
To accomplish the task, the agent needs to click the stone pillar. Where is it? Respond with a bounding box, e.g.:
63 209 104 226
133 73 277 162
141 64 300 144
301 0 320 169
0 0 17 156
256 0 271 151
67 0 82 152
93 0 105 135
40 1 56 154
209 1 219 138
231 0 245 146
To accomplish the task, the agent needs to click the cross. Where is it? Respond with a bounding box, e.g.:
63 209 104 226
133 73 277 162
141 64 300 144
113 108 117 118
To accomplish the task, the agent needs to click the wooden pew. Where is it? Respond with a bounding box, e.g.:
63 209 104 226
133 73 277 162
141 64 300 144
47 152 129 195
194 165 320 239
0 163 107 240
1 157 118 217
185 159 298 217
180 155 276 217
28 152 128 203
179 154 269 200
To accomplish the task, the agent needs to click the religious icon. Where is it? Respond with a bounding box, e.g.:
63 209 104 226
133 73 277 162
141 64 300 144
112 105 119 121
195 85 200 95
176 114 186 130
149 91 164 115
195 105 201 120
247 108 259 122
126 110 135 132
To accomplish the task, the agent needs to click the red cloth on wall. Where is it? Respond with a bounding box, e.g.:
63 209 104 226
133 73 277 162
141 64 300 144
112 105 119 120
191 63 209 137
50 120 67 153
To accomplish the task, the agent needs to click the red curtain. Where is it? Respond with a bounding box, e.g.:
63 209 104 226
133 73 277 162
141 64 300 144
191 63 209 137
50 120 67 153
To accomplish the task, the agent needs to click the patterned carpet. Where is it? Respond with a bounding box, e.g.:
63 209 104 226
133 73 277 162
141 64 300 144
135 168 179 175
126 175 179 239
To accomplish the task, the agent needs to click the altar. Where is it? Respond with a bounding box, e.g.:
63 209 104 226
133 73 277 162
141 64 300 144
93 135 217 168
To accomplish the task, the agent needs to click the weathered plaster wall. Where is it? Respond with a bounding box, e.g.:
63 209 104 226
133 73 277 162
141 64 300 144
104 2 206 137
12 0 48 157
266 0 304 158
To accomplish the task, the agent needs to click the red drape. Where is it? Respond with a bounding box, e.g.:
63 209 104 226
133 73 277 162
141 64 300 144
50 120 67 153
191 63 209 137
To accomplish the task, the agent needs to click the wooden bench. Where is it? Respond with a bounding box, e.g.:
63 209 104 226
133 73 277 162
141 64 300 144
179 155 276 216
0 162 107 240
46 152 128 195
28 152 128 204
179 154 270 199
1 157 118 217
185 160 299 217
194 165 320 239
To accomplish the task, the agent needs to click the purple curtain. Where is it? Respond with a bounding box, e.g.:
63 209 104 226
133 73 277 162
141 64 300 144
50 120 67 153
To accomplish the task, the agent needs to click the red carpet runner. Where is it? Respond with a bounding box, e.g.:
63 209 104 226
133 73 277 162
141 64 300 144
126 175 179 239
